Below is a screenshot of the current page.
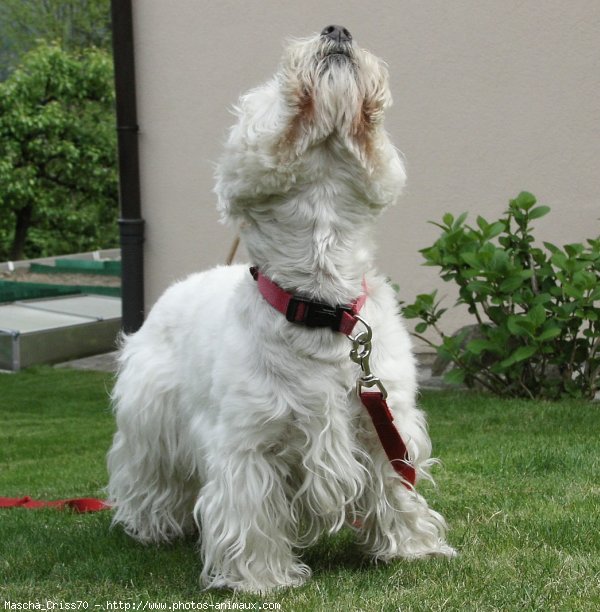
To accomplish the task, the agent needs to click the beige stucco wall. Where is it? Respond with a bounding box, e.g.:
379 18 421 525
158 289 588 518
132 0 600 336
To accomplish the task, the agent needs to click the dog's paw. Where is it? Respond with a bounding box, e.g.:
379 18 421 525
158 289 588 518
408 542 458 560
370 540 458 563
203 562 311 594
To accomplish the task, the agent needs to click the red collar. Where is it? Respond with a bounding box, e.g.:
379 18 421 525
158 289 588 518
250 267 366 335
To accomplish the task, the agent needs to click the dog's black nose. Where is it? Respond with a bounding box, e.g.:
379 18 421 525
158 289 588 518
321 25 352 44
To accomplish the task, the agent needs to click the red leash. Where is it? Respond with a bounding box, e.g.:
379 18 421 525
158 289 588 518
359 391 416 486
0 496 109 512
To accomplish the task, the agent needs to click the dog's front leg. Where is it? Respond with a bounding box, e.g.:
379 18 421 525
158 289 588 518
354 438 457 561
352 277 457 560
195 447 310 593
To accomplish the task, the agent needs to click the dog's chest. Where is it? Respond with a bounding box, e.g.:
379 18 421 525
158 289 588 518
267 345 364 452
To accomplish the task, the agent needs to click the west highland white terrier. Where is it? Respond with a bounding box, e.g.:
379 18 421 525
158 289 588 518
107 25 455 593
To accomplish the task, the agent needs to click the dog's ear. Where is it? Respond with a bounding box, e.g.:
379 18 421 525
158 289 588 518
343 55 395 173
214 81 297 221
278 84 321 161
362 134 407 208
347 61 407 209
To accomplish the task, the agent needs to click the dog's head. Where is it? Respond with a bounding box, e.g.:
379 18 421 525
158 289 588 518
215 26 405 228
278 26 393 158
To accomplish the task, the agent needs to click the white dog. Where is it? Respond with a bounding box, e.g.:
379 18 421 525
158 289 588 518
107 25 455 593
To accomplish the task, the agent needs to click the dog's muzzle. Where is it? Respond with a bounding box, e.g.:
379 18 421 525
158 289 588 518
320 24 354 62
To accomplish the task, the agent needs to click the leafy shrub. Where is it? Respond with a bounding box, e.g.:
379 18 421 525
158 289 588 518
0 42 117 260
402 192 600 399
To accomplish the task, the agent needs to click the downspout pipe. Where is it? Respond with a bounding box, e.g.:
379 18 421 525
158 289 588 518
111 0 145 333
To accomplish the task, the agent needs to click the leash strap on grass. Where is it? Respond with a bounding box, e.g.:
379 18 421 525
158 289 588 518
0 496 110 512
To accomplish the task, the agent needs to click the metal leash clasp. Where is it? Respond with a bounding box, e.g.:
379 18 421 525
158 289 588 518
348 316 388 399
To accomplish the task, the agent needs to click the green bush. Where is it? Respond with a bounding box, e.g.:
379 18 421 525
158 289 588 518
402 192 600 400
0 42 117 260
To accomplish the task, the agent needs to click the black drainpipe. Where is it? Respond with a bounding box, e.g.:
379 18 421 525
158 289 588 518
111 0 145 333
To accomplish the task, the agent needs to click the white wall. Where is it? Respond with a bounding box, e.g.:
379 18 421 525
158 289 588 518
132 0 600 334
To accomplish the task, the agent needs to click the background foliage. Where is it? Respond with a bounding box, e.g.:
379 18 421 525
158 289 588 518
0 0 116 261
402 192 600 400
0 43 118 260
0 0 111 77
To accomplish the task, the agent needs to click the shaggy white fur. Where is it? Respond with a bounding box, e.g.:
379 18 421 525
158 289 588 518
107 26 456 593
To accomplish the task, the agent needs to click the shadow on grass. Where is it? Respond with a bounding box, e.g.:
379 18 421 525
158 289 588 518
1 508 372 596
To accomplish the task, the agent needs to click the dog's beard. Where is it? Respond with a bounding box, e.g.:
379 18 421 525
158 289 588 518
313 64 362 134
280 34 389 149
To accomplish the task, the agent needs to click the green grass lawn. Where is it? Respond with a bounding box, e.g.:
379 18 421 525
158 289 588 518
1 367 599 610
